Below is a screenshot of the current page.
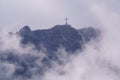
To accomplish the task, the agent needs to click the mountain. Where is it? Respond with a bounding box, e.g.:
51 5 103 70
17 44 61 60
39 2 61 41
0 24 100 79
78 27 100 42
18 24 99 53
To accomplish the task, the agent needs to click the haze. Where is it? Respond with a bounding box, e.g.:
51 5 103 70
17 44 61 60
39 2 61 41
0 0 120 33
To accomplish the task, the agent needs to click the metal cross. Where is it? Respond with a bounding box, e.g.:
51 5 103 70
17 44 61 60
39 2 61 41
65 17 68 25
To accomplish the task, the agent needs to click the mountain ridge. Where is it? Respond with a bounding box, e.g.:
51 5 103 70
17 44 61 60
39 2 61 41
18 24 99 53
0 24 100 78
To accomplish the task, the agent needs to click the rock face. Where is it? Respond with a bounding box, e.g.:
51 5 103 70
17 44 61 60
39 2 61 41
19 25 31 35
1 24 99 78
19 25 99 53
78 27 100 43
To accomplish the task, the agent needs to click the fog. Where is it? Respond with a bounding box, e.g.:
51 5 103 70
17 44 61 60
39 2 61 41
0 24 120 80
0 0 120 32
0 0 120 80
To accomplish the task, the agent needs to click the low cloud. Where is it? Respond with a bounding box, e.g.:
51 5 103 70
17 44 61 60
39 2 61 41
0 25 120 80
0 0 120 80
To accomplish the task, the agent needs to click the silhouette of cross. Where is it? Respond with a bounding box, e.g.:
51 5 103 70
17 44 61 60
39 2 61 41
65 17 68 25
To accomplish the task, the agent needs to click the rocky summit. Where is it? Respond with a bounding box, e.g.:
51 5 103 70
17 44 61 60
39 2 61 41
0 24 100 78
18 24 99 53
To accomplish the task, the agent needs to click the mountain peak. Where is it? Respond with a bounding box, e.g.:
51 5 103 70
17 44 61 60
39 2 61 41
52 24 74 30
19 25 31 33
53 24 71 27
17 24 99 52
19 25 31 35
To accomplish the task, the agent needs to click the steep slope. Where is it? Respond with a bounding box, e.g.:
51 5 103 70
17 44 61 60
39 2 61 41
0 24 100 78
78 27 100 43
19 24 83 53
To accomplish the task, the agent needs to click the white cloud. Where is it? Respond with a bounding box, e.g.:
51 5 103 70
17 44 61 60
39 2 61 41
0 0 120 80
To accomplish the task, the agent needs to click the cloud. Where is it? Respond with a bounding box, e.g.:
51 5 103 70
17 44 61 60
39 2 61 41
0 0 120 80
0 23 119 80
41 42 120 80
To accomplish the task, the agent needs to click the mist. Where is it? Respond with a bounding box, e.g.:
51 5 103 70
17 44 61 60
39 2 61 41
0 0 120 80
1 0 120 32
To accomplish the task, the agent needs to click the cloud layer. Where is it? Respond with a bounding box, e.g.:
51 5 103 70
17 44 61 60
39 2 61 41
0 0 120 80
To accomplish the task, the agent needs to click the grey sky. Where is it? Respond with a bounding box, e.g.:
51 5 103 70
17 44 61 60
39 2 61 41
0 1 120 80
0 0 120 33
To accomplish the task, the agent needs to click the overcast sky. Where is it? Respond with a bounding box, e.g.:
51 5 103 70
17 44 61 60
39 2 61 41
0 0 120 33
0 1 120 79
